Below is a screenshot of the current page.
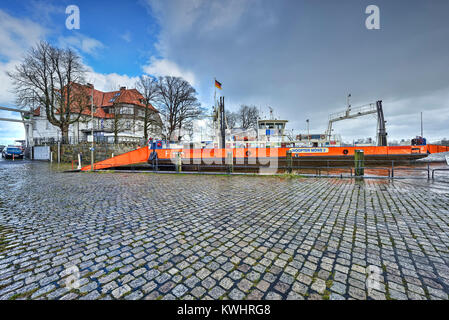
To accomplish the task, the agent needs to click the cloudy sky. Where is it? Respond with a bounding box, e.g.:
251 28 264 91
1 0 448 145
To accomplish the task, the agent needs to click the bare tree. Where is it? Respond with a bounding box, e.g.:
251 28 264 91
8 41 89 143
225 110 238 129
136 75 162 141
182 121 195 142
237 105 259 129
109 101 127 144
156 76 202 140
204 107 217 140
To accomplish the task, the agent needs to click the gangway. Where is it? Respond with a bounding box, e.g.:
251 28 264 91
325 100 387 146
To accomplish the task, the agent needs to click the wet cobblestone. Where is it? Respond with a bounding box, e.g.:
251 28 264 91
0 161 449 300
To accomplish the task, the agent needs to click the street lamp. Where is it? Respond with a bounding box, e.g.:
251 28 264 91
88 83 94 171
306 119 310 146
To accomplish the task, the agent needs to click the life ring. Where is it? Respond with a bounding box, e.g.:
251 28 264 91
246 150 251 157
343 149 349 155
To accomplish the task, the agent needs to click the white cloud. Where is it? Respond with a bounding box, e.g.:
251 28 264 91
0 9 47 107
147 0 252 35
302 88 449 143
146 0 254 59
143 57 196 86
0 10 47 143
142 0 449 142
383 89 449 141
0 61 28 144
0 10 47 105
26 0 65 26
85 66 139 92
0 10 47 61
120 31 132 43
0 60 21 105
58 33 105 56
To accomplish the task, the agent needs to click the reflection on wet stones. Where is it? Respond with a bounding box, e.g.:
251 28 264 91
0 161 448 300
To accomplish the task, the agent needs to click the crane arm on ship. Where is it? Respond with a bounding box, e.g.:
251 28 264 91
325 100 387 146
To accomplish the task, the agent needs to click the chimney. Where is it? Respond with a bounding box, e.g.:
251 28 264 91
120 86 126 91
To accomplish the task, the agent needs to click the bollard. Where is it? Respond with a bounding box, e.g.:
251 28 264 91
354 149 364 177
391 160 394 178
176 152 182 173
227 151 233 174
154 154 159 171
286 151 292 174
77 153 82 170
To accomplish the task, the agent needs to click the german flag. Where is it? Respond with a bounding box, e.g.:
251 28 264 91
215 79 222 90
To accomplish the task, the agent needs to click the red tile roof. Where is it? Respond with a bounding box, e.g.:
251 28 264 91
33 83 158 119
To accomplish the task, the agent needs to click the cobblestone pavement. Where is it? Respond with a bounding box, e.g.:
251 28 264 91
1 160 449 300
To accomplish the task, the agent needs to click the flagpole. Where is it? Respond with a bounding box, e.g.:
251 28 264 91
214 77 217 108
214 77 217 144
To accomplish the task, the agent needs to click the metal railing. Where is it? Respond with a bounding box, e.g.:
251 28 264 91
94 157 449 181
432 168 449 179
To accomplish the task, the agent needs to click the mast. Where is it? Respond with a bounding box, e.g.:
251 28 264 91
376 100 387 146
219 97 226 149
420 112 423 137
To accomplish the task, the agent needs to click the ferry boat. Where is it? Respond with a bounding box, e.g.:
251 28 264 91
80 119 449 172
81 100 449 171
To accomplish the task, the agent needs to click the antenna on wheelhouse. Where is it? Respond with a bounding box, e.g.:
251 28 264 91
268 106 274 120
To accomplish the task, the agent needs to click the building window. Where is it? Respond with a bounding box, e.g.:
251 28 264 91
120 106 133 115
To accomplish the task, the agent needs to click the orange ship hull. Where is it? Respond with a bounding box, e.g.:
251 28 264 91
81 144 449 171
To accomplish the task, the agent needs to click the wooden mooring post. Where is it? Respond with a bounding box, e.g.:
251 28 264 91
354 149 364 177
286 151 293 174
226 151 233 174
